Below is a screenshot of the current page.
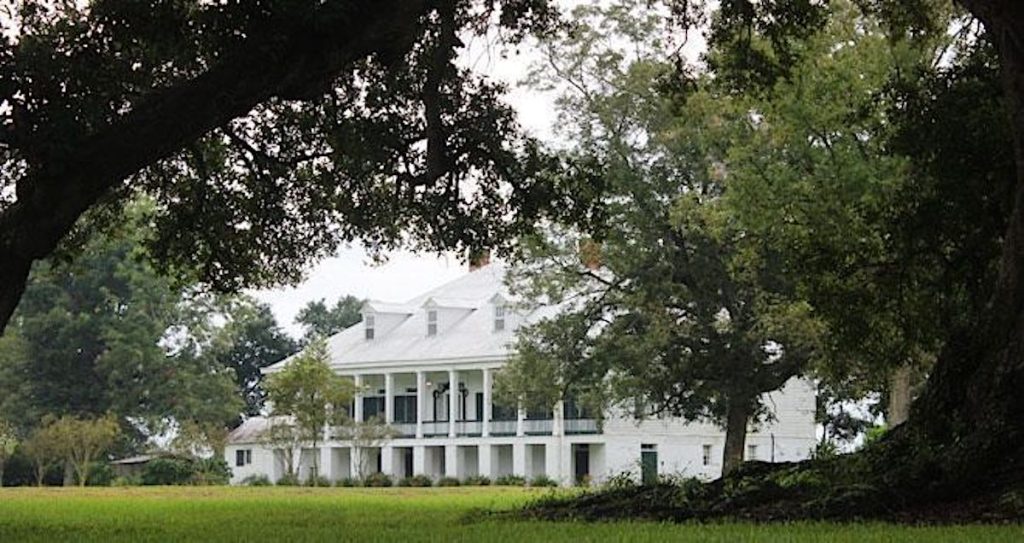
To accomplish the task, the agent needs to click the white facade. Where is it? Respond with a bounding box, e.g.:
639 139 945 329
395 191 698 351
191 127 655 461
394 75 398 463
226 264 817 485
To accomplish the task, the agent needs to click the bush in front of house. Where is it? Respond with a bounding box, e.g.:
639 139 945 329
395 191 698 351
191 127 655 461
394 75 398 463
530 475 558 488
463 475 491 486
306 475 331 487
276 473 301 486
436 476 460 487
86 461 115 486
241 474 272 486
494 474 526 486
142 458 195 485
398 475 433 487
192 458 231 485
363 473 393 487
335 477 358 487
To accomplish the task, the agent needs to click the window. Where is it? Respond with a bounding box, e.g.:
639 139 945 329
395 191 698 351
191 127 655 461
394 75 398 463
364 314 375 340
747 444 758 461
494 305 506 331
427 310 438 336
702 444 712 466
235 449 252 467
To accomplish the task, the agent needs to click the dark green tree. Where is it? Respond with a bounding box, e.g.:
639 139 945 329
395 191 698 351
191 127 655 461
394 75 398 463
295 295 364 344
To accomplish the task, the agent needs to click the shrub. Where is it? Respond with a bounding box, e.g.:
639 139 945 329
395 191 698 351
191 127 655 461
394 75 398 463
192 458 231 485
111 475 141 487
363 472 392 487
306 475 331 487
437 476 461 487
335 477 357 487
141 458 194 486
410 475 434 487
86 462 115 486
494 474 526 486
463 475 491 486
530 475 558 488
276 473 300 486
241 474 272 486
574 474 592 487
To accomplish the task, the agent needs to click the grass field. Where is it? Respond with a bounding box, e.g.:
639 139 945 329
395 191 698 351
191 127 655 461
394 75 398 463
0 486 1021 542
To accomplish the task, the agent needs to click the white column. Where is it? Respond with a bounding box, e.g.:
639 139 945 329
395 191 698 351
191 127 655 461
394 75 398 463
381 445 394 477
546 441 561 485
552 400 564 436
478 444 492 479
516 403 526 437
512 442 526 476
353 374 364 422
416 371 426 438
482 368 493 438
384 373 395 424
350 447 362 480
320 425 333 482
445 445 458 478
448 369 458 437
413 445 426 476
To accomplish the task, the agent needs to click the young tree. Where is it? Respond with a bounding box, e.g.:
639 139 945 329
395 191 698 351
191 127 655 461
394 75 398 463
264 339 354 481
262 417 304 481
334 416 399 480
0 419 17 486
38 415 120 487
21 427 56 487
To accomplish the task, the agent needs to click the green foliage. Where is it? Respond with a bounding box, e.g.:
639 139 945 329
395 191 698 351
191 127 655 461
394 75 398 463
141 458 195 486
463 475 491 486
241 474 272 487
398 475 434 487
494 475 527 487
362 473 393 488
306 475 332 488
334 477 358 488
38 415 119 487
529 475 558 488
276 474 300 487
265 339 354 446
85 462 115 487
436 476 461 487
0 419 17 486
296 296 364 345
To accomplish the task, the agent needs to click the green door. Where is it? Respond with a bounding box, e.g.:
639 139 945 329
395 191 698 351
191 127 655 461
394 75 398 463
641 444 657 485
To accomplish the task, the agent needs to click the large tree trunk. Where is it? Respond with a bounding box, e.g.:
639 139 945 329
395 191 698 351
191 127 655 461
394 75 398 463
722 400 751 476
908 0 1024 473
887 364 913 427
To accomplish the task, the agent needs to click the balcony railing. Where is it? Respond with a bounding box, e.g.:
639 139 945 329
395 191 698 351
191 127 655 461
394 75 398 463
522 419 553 435
422 421 449 437
454 420 483 436
564 418 600 434
488 420 517 436
390 422 417 438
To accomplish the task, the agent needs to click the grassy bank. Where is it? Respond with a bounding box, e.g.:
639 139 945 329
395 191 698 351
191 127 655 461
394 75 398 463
0 486 1020 542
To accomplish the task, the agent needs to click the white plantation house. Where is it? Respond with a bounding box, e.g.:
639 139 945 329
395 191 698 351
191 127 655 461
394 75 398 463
226 262 817 486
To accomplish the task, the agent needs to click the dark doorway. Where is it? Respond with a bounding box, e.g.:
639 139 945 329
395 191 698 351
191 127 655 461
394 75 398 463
574 444 590 484
641 444 657 485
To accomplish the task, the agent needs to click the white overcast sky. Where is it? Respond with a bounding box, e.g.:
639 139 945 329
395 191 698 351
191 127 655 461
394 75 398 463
253 2 707 338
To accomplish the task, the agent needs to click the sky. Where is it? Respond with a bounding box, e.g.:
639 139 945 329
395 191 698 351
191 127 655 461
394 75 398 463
252 1 708 339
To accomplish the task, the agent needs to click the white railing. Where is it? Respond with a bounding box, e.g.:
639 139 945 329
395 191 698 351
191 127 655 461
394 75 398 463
455 421 483 436
564 418 600 434
522 419 553 435
390 423 417 438
421 421 449 436
488 420 517 436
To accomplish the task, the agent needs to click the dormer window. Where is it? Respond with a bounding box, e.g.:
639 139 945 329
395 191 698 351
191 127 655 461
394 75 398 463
494 305 506 332
427 310 438 336
364 314 375 340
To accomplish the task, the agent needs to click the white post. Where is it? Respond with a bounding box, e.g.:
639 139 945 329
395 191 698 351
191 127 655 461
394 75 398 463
353 374 364 422
445 445 458 478
478 444 492 479
381 445 394 477
416 371 426 438
546 441 561 485
448 369 459 438
413 445 426 476
384 373 395 424
553 400 564 436
320 425 333 482
513 442 527 477
482 368 493 438
516 403 526 437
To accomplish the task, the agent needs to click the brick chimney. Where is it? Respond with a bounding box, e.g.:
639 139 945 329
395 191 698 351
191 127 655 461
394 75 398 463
469 249 491 271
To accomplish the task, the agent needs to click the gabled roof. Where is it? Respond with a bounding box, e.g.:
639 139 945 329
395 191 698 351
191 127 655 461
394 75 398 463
266 262 547 371
362 301 416 314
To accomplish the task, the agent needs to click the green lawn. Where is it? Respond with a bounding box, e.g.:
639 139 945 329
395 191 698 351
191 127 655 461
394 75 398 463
0 486 1019 542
